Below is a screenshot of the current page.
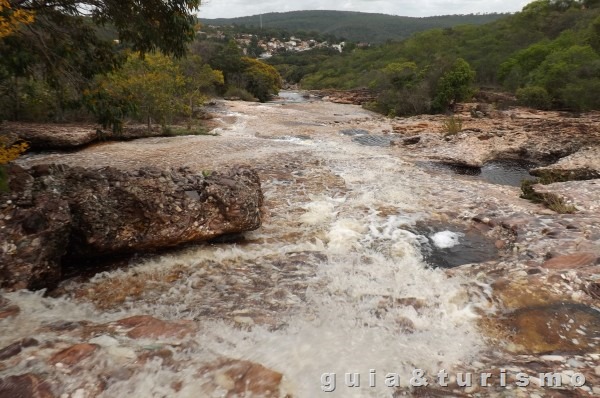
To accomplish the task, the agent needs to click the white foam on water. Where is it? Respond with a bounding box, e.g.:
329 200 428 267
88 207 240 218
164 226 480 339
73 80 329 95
430 231 464 249
299 195 341 225
0 104 491 398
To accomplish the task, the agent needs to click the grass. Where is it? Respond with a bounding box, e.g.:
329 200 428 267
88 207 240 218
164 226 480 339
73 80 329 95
442 115 463 136
520 179 577 214
544 194 577 214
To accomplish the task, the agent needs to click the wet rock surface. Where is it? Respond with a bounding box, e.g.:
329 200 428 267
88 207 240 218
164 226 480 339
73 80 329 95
0 165 72 290
198 359 284 397
1 163 263 290
1 95 599 397
0 373 55 398
1 122 209 150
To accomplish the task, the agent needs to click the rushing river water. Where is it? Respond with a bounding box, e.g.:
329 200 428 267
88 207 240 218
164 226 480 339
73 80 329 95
2 94 499 397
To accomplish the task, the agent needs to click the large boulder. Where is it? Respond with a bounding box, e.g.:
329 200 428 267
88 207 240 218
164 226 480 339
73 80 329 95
0 164 263 290
530 146 600 181
1 123 98 150
59 164 263 257
0 165 71 290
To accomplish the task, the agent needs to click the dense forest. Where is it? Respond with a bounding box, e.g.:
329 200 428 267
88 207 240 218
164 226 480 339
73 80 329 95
267 0 600 115
199 10 508 44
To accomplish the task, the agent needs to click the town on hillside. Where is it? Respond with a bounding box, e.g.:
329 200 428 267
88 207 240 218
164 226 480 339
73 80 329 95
198 25 364 58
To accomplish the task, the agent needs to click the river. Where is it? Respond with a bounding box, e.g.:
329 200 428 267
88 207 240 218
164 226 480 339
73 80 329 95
2 93 597 397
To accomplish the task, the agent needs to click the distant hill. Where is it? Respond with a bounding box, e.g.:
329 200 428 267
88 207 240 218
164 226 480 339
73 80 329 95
199 10 509 43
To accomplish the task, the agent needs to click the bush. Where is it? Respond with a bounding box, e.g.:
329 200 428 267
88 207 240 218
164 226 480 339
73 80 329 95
239 57 282 102
442 116 463 136
223 87 256 102
516 86 552 109
432 58 476 112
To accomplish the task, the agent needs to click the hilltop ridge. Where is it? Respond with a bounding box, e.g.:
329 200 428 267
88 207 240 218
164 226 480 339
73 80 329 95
199 10 508 43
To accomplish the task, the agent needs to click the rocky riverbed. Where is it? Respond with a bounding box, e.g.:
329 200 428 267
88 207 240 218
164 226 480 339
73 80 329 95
1 94 599 397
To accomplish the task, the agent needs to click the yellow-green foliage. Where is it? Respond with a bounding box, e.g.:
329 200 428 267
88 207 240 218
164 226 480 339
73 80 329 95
0 137 28 191
239 57 282 102
0 138 28 164
0 0 35 39
85 52 224 131
442 116 463 136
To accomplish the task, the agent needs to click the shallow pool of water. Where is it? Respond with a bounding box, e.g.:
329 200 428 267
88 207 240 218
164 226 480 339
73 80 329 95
411 222 499 268
418 159 539 186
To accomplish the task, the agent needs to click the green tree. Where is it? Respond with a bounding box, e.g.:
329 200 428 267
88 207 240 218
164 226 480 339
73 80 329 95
516 86 553 109
86 52 224 131
246 35 264 58
0 0 201 122
530 44 600 109
238 57 282 102
4 0 200 57
432 58 476 112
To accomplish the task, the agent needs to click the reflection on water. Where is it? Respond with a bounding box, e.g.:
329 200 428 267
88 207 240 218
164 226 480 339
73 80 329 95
411 222 499 268
481 159 538 186
418 159 539 186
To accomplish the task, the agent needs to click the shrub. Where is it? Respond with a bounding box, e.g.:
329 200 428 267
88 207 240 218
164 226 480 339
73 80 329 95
239 57 282 102
516 86 552 109
442 116 463 136
520 178 577 214
224 87 256 102
432 58 476 112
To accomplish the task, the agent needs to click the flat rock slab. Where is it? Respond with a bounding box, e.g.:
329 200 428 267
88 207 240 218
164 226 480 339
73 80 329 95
542 253 599 270
531 146 600 180
352 135 392 147
1 122 98 149
532 179 600 213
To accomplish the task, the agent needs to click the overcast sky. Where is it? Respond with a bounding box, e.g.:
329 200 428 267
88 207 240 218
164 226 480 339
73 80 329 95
198 0 533 19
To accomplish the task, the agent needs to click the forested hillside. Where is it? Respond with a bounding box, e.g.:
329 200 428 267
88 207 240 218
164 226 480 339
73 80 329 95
199 10 507 43
277 1 600 114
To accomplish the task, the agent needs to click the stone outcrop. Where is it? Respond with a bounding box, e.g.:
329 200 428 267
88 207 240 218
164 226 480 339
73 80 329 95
0 164 263 291
531 146 600 181
315 88 376 105
1 123 99 150
389 106 600 167
0 165 72 290
0 122 191 150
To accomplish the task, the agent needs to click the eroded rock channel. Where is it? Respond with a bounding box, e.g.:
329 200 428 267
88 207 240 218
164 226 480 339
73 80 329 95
1 95 599 397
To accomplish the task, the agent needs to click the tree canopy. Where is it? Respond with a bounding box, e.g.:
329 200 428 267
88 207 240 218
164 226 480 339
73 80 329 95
0 0 203 121
2 0 200 56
